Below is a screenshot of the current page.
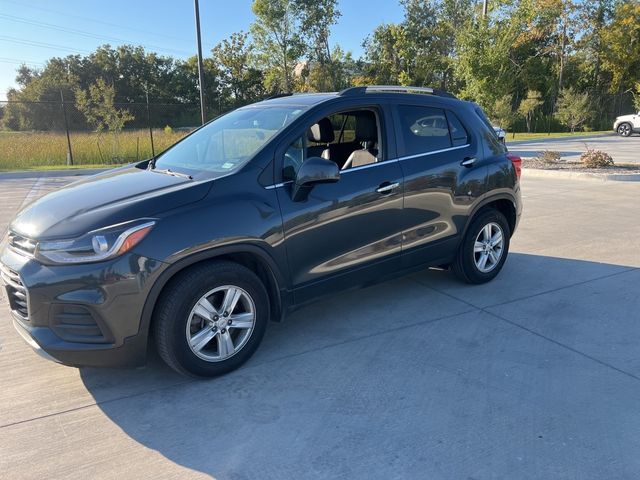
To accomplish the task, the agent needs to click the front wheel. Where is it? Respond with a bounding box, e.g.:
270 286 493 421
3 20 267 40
617 123 633 137
153 261 269 377
453 209 511 284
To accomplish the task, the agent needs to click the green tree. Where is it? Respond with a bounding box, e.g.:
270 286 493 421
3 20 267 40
555 88 590 132
601 2 640 93
518 90 543 132
632 82 640 112
491 94 517 132
295 0 341 91
363 0 473 89
75 78 134 158
212 32 265 108
454 6 518 109
363 23 409 85
251 0 305 92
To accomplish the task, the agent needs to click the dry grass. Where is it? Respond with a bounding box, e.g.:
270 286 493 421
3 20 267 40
0 129 189 170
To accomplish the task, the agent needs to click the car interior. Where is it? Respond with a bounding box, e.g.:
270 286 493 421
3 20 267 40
307 109 381 170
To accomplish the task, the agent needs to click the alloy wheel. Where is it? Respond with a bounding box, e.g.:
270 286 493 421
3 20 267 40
473 222 504 273
618 124 631 137
186 285 256 362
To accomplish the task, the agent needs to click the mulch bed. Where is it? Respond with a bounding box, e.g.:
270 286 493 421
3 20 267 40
523 158 640 175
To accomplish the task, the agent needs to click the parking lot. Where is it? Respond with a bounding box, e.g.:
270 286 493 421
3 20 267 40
509 133 640 165
1 172 639 479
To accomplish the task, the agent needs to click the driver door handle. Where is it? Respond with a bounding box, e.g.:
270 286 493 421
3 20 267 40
461 157 476 167
376 182 400 194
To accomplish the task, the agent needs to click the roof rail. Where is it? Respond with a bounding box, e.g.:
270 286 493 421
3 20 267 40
266 93 293 100
338 85 457 99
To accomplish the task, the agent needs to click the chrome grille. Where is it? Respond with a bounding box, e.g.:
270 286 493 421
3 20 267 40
0 264 29 320
7 231 36 256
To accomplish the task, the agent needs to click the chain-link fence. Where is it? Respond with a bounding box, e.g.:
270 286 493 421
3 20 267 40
0 100 206 170
0 89 635 169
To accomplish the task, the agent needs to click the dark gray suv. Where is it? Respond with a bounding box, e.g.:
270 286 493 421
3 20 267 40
1 86 522 377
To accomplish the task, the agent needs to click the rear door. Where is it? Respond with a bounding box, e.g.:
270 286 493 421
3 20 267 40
392 103 486 267
274 103 404 304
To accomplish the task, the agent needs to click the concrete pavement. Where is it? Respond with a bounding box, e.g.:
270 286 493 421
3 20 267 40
509 133 640 165
1 173 639 479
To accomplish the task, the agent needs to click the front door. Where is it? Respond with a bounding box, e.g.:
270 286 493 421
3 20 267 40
275 106 404 304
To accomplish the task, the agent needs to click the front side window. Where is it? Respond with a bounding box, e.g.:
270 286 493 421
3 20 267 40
398 106 452 155
155 106 306 176
283 108 381 180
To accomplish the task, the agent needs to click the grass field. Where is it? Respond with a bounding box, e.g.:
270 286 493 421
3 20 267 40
505 131 612 142
0 128 614 171
0 129 189 171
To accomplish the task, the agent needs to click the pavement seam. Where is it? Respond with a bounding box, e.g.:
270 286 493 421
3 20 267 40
410 269 640 383
0 306 478 430
0 380 193 430
257 306 477 367
0 178 37 236
484 309 640 383
411 265 639 312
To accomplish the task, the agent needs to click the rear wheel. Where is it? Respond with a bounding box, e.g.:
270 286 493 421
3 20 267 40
153 261 269 377
453 209 510 284
617 123 633 137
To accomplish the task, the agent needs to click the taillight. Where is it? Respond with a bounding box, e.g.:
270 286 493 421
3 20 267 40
507 153 522 179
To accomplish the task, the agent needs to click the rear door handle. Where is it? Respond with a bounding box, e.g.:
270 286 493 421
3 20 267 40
461 157 476 167
376 182 400 194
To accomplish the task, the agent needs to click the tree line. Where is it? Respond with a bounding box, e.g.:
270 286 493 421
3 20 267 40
1 0 639 134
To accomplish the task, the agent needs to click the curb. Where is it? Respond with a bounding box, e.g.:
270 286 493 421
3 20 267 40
0 168 110 180
523 168 640 182
507 133 615 146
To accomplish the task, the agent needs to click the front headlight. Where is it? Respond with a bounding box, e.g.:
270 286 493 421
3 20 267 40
36 219 156 264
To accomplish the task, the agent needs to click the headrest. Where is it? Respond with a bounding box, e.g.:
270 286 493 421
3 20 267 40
354 113 377 142
307 118 335 143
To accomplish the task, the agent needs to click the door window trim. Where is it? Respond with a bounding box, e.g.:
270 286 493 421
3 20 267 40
263 144 468 190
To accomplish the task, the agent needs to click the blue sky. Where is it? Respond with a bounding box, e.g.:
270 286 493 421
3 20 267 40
0 0 405 100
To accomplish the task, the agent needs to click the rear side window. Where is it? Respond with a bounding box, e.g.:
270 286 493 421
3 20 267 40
446 111 469 147
397 106 452 155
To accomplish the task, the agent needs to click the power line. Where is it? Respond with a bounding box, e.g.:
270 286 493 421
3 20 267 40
0 0 193 45
0 36 92 54
0 13 193 57
0 57 45 67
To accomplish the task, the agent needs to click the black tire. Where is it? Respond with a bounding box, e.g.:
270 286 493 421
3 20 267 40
617 122 633 137
152 260 269 377
453 208 511 284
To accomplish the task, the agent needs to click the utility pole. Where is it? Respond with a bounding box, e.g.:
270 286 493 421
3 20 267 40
482 0 488 17
194 0 206 125
60 90 73 166
146 88 155 160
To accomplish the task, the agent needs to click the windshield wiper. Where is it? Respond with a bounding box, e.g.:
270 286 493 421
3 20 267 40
149 168 193 180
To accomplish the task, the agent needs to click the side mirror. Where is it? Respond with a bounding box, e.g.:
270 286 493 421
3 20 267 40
292 156 339 201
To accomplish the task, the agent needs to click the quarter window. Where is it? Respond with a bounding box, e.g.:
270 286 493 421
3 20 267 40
446 111 469 147
398 106 452 155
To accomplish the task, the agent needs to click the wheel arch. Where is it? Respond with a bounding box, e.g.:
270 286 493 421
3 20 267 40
138 244 288 354
464 194 517 238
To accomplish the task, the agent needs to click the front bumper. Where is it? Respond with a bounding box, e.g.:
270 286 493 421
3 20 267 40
1 246 167 367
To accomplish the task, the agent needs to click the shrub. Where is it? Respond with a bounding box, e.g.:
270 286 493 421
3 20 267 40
164 125 173 134
536 150 562 164
580 149 614 168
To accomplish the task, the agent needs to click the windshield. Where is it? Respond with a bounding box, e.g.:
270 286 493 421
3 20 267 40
154 105 306 175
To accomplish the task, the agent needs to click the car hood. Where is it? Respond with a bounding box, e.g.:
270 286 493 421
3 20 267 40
10 166 213 239
616 114 635 122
